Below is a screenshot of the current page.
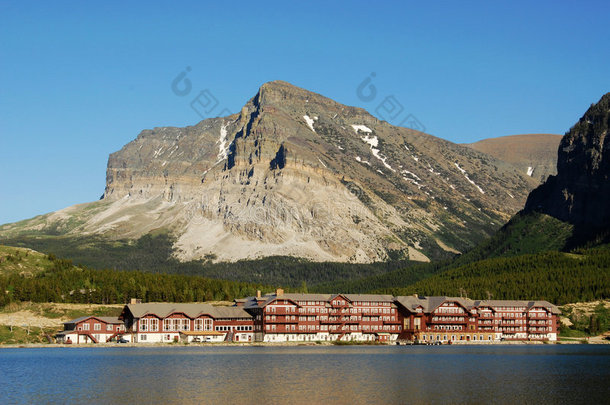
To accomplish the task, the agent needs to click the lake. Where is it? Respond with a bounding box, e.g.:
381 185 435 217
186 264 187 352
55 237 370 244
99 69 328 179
1 345 609 404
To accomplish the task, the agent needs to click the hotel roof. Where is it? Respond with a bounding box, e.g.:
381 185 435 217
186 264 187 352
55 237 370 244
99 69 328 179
123 303 252 319
395 296 560 314
243 292 397 308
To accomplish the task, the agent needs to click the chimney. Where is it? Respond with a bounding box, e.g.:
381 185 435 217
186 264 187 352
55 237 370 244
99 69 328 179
276 288 284 296
256 290 261 299
413 294 419 299
130 298 142 305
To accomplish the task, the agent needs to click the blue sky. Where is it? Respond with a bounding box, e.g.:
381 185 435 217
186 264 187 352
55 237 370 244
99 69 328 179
1 1 609 225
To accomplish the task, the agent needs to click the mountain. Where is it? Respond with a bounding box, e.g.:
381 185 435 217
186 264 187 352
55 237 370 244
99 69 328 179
464 134 562 183
320 93 610 304
0 81 542 264
524 93 610 245
429 92 610 260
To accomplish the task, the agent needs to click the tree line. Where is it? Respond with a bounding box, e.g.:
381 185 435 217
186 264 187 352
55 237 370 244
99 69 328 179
381 248 610 305
0 255 272 306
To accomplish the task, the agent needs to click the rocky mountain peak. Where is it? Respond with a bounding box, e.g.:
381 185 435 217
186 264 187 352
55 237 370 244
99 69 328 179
1 81 546 264
524 93 610 235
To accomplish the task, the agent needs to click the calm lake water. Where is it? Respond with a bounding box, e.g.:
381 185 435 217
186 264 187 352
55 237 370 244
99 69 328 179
1 345 609 404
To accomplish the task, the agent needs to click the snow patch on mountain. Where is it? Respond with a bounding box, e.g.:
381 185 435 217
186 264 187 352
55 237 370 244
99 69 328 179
303 115 316 132
455 163 485 194
360 135 395 172
352 124 372 133
217 123 229 161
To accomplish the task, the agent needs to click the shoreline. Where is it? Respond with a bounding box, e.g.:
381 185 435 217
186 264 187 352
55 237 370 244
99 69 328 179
2 339 607 349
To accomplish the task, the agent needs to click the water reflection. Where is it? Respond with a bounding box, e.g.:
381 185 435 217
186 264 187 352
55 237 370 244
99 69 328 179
0 345 609 404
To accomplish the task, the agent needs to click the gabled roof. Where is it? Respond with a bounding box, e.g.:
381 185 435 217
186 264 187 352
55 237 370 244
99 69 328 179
281 293 335 302
395 296 476 313
343 294 395 302
243 292 397 309
396 296 560 315
63 316 122 325
526 301 561 314
123 303 252 319
477 300 560 314
243 293 335 309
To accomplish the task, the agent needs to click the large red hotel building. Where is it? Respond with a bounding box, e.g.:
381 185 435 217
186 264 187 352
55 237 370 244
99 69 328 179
57 289 559 344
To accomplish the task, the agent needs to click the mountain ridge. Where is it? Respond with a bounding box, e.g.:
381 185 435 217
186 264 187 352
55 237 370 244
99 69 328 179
464 133 562 183
1 81 543 264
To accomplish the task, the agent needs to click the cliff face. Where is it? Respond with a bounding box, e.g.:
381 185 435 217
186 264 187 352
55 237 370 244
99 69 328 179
524 93 610 233
1 81 543 263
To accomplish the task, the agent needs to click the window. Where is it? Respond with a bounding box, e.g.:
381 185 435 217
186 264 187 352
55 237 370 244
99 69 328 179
83 323 90 331
150 318 159 332
204 319 213 331
94 323 101 331
164 319 172 331
140 319 148 331
107 324 113 331
141 334 147 341
195 319 203 331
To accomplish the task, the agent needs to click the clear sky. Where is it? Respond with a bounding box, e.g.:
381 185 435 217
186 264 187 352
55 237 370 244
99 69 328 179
1 1 609 225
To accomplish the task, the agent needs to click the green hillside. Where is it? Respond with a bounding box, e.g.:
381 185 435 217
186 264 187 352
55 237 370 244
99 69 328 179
0 248 275 306
0 245 54 277
453 211 573 263
379 247 610 305
2 211 607 307
0 233 417 287
311 212 576 293
310 213 609 305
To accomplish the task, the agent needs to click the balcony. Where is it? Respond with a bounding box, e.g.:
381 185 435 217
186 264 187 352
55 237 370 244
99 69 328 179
429 318 467 324
265 317 299 324
528 327 548 332
382 319 400 324
320 316 358 324
433 312 466 317
528 321 549 326
266 309 300 316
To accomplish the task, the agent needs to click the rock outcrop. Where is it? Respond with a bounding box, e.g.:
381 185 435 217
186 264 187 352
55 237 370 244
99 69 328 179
524 93 610 237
